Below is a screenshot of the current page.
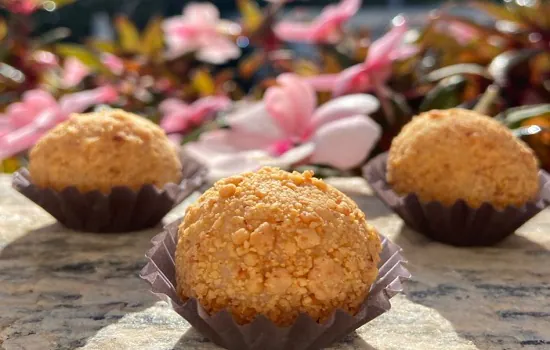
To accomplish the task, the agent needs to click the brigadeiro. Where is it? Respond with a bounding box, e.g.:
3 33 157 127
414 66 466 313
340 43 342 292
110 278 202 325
177 166 381 325
13 109 205 232
141 166 411 350
364 108 550 246
29 109 183 193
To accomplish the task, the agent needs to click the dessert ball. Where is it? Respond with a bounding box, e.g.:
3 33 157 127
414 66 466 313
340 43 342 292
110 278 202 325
387 108 539 209
175 167 381 326
29 109 182 193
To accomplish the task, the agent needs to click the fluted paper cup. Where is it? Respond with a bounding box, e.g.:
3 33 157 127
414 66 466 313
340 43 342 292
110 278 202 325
140 218 410 350
12 153 206 233
363 152 550 246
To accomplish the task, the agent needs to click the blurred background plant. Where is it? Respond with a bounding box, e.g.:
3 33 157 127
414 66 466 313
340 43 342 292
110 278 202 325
1 0 549 176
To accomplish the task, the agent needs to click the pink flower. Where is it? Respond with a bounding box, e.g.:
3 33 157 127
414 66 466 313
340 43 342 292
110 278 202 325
62 57 91 88
2 0 38 15
436 20 478 46
274 0 361 44
0 86 118 161
305 17 417 96
101 53 125 76
159 96 232 135
163 2 241 64
32 51 59 68
184 73 381 182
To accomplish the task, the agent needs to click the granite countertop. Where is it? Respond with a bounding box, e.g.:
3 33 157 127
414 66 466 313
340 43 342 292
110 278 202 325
1 175 549 350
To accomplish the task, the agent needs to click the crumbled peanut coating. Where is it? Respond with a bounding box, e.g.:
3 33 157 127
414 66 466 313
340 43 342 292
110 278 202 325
387 108 539 209
176 167 381 326
29 109 182 193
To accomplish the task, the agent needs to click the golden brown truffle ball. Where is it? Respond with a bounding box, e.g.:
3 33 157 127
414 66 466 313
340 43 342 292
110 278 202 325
387 108 539 209
29 109 182 193
176 167 381 326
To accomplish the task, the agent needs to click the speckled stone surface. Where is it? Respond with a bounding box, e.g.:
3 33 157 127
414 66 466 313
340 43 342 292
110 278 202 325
1 175 549 350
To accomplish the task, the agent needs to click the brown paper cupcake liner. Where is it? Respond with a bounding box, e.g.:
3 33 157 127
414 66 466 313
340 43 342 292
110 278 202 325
11 152 206 233
140 218 410 350
363 152 550 246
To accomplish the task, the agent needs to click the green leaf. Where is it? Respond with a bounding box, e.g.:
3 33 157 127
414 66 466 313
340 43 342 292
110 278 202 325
423 64 490 83
32 27 71 48
180 126 206 145
488 49 543 85
473 84 500 115
496 104 550 128
0 91 19 106
512 125 548 138
87 39 118 54
180 119 223 145
140 16 164 59
387 91 413 126
419 75 467 112
0 157 22 174
0 63 25 84
50 0 76 7
370 89 413 130
192 69 216 97
55 44 105 71
469 1 521 23
0 19 7 41
237 0 263 32
238 51 264 79
115 16 141 53
320 45 353 73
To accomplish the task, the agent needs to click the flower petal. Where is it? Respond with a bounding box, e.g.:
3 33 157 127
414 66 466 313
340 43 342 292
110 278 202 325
339 0 362 15
33 50 59 68
276 73 317 136
183 138 231 167
225 102 284 139
0 125 10 138
190 128 276 155
162 17 183 32
160 113 191 134
101 53 124 75
264 85 295 137
6 90 57 128
5 102 34 128
168 134 183 145
162 95 229 129
389 44 418 61
62 57 91 88
189 96 231 124
159 98 190 115
205 151 267 182
312 0 361 42
275 0 360 44
265 73 316 139
184 137 270 183
277 142 315 166
332 64 371 97
21 89 58 109
196 37 240 64
274 22 315 43
58 86 118 116
303 74 340 92
183 2 220 23
310 115 381 169
310 94 380 131
365 19 408 70
0 108 60 161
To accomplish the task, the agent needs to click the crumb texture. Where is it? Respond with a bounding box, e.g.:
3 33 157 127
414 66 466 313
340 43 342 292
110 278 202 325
175 167 381 326
29 109 182 193
387 108 540 209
